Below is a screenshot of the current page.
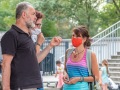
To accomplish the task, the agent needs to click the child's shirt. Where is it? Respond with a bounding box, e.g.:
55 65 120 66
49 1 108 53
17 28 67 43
57 64 64 73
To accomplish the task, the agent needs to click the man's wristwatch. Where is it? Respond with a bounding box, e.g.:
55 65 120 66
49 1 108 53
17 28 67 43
36 42 41 46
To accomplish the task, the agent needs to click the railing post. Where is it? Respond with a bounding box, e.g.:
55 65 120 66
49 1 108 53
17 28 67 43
65 41 69 51
53 47 55 74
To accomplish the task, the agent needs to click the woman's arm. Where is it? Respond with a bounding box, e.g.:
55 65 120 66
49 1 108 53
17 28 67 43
83 52 99 82
91 52 99 81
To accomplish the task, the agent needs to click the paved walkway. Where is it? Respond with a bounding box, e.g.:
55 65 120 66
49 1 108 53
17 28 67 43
0 75 60 90
43 76 59 90
44 87 59 90
43 75 58 83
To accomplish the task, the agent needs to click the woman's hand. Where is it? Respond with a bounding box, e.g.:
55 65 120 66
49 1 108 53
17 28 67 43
67 77 80 84
63 73 69 84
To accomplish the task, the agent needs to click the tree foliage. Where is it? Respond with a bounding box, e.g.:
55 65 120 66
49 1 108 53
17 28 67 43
98 0 120 31
0 0 119 38
0 0 16 30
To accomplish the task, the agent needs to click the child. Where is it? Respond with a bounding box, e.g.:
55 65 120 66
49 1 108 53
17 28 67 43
55 60 64 89
99 59 109 90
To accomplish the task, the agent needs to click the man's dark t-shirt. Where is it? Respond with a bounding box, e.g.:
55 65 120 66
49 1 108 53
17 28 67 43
1 25 42 89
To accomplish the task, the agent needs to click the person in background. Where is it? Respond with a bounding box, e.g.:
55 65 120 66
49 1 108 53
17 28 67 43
55 60 64 89
31 10 45 77
31 10 45 54
63 25 99 90
1 2 62 90
99 59 109 90
31 10 44 90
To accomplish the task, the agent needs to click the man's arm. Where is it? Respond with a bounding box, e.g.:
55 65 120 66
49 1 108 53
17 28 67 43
37 44 53 63
36 33 45 54
37 36 62 63
2 54 13 90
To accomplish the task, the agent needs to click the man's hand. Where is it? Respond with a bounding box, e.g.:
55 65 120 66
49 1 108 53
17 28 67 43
49 36 62 47
36 36 62 63
3 87 10 90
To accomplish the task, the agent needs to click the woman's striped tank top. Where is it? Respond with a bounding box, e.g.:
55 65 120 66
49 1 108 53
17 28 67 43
63 49 89 90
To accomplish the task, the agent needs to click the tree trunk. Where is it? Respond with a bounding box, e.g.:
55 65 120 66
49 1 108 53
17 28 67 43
112 0 120 14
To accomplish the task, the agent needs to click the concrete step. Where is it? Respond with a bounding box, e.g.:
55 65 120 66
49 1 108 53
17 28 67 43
108 59 120 63
111 55 120 59
109 67 120 72
114 81 120 84
108 63 120 67
43 82 57 88
43 76 59 90
43 76 58 89
110 76 120 82
117 52 120 55
109 72 120 77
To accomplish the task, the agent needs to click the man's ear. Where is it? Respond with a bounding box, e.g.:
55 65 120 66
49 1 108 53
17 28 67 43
21 11 27 19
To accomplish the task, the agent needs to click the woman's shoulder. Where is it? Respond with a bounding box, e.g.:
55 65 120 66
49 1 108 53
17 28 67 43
86 49 96 55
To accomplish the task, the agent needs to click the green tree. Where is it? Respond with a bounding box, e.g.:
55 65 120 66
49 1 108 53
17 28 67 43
0 0 16 31
42 19 57 37
0 0 31 31
1 0 118 38
33 0 58 37
98 3 120 31
55 0 100 36
112 0 120 18
0 0 57 37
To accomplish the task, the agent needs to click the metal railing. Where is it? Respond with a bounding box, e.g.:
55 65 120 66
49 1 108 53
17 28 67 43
40 39 69 75
91 20 120 63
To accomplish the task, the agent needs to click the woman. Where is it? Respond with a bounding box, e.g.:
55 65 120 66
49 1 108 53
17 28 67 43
63 25 99 90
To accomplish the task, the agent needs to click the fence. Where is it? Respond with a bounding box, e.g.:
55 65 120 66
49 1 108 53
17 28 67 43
91 20 120 63
41 39 70 75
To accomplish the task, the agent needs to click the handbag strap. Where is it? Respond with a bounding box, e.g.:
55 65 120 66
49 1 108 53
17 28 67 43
67 48 74 59
86 49 97 90
86 49 92 76
64 48 74 71
92 75 96 85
